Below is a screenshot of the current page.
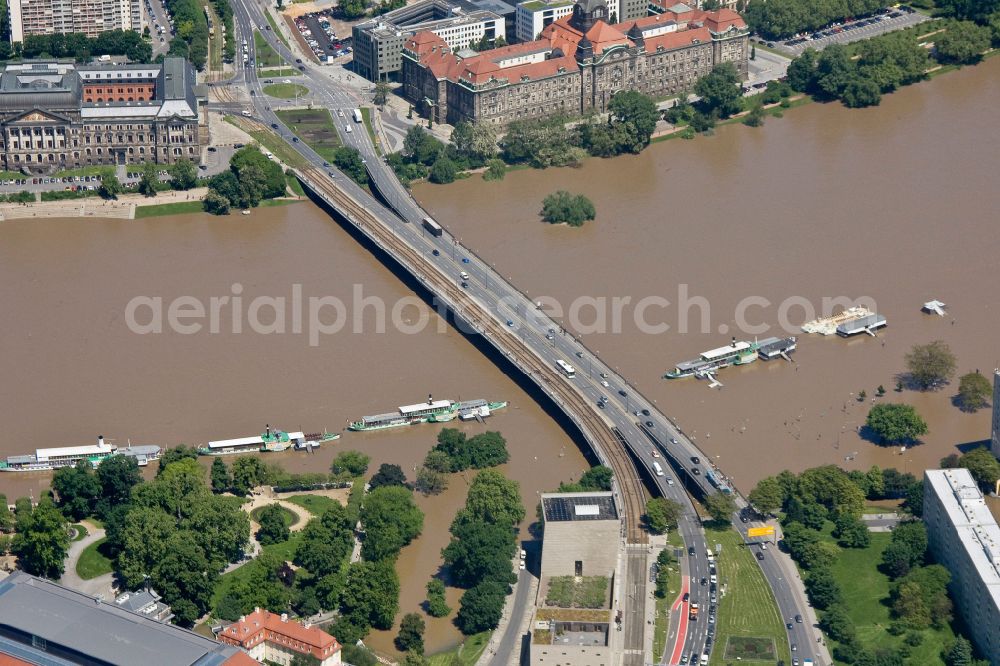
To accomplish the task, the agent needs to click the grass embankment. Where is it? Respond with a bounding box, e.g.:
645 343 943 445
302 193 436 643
254 30 285 68
76 538 114 580
224 116 309 169
427 631 491 666
708 526 790 666
263 83 309 99
134 201 206 218
820 531 956 662
259 67 302 78
653 530 685 662
360 107 382 156
276 108 341 163
70 524 89 541
284 494 338 515
265 10 290 48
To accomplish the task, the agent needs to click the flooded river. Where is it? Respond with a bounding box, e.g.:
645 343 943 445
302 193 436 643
2 57 999 657
413 58 1000 493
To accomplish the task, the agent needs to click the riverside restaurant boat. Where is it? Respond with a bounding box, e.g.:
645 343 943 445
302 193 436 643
802 306 874 336
198 425 340 456
0 436 162 472
664 338 760 379
349 395 508 431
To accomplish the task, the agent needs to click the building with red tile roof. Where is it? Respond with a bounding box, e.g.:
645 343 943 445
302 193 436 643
402 0 747 126
218 608 342 666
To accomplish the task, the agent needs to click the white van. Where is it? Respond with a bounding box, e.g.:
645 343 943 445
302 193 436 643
344 125 352 133
652 462 664 477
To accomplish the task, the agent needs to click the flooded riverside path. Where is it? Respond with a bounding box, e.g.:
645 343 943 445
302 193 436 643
0 205 588 655
413 57 1000 494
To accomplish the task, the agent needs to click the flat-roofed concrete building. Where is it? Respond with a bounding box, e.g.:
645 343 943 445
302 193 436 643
515 0 574 43
352 0 510 81
0 57 205 174
8 0 143 43
991 369 999 458
0 571 255 666
540 491 620 579
923 468 1000 662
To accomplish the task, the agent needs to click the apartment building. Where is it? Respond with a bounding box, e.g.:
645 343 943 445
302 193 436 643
8 0 143 43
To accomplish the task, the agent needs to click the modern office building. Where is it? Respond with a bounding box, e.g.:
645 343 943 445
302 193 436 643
539 491 620 579
0 571 256 666
515 0 575 43
991 369 999 458
923 468 1000 662
218 608 342 666
352 0 510 81
403 0 748 127
8 0 143 43
0 57 205 174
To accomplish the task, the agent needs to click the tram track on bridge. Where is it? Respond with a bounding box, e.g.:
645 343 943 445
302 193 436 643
300 166 648 544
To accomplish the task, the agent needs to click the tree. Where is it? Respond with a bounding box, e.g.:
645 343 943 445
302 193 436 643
183 495 251 569
819 603 856 643
360 486 424 561
137 163 159 197
451 121 498 164
369 463 408 490
704 492 737 523
833 513 871 549
424 449 452 473
168 158 198 190
541 190 596 227
645 497 683 534
157 445 199 474
332 450 370 477
52 461 101 520
98 173 123 199
743 102 767 127
341 645 379 666
426 578 451 617
96 454 142 510
805 566 842 609
404 125 445 166
957 447 1000 491
211 458 230 493
937 20 991 64
256 503 291 545
373 80 391 108
787 48 818 92
460 470 525 528
881 521 928 579
607 90 659 151
483 158 506 181
905 340 957 389
415 466 447 495
946 637 974 666
866 404 928 444
152 533 218 626
203 189 230 215
748 476 785 514
429 155 458 184
442 519 517 588
295 504 353 579
694 63 743 118
340 559 400 631
116 506 178 588
840 75 882 108
577 465 614 491
957 371 992 411
396 612 426 654
456 581 508 634
231 456 265 496
11 499 69 579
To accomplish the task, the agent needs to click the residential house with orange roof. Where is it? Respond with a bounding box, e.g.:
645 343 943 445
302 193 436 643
217 608 342 666
402 0 748 126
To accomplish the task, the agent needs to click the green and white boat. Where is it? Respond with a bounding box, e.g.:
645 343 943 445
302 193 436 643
198 425 340 455
664 338 760 379
349 395 508 431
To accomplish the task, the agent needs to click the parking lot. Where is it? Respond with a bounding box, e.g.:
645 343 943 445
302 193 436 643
294 11 353 63
768 7 930 56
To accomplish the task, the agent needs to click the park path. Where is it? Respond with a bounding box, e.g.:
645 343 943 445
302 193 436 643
60 519 115 599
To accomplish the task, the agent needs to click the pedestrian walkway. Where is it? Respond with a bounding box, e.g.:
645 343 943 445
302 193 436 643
59 520 115 600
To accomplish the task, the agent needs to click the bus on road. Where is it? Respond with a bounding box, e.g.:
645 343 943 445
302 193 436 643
555 359 576 378
352 109 363 123
422 217 443 237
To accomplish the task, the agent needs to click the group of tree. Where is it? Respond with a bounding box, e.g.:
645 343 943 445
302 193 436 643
865 403 929 444
96 160 197 202
940 446 1000 493
204 145 287 214
556 465 614 493
206 454 354 496
540 190 596 227
255 503 291 545
577 90 660 156
956 370 993 411
644 497 684 534
359 485 424 561
425 578 451 617
11 499 70 579
333 146 369 186
389 123 498 186
369 463 409 491
162 0 210 69
415 429 510 496
653 549 675 599
441 470 523 634
744 0 890 39
19 30 152 63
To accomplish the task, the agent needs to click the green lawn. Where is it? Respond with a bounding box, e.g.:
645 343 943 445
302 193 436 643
427 631 491 665
224 116 309 169
70 524 89 541
286 172 305 196
76 538 114 580
360 107 381 156
823 532 956 663
250 504 299 528
55 166 115 179
652 551 682 661
707 526 790 666
134 201 206 218
258 67 302 78
275 108 341 162
264 11 290 48
254 30 285 68
263 83 309 99
284 494 337 516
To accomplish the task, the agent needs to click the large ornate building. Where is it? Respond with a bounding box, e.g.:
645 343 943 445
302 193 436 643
0 57 205 174
402 0 748 127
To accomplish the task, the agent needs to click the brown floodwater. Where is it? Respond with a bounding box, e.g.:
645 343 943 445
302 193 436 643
0 204 588 655
413 57 1000 494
